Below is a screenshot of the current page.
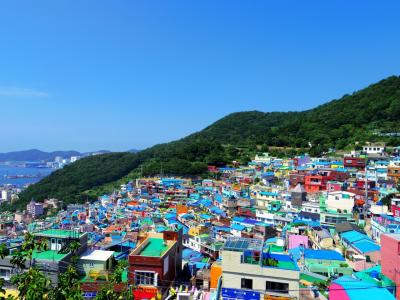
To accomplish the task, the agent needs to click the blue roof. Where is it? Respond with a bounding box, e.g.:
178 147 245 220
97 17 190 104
231 224 246 231
353 240 380 254
180 213 194 220
304 249 345 261
260 191 278 196
262 172 275 176
215 194 223 203
199 214 212 220
213 226 231 233
341 230 380 253
341 230 368 243
288 246 303 261
219 167 236 171
164 213 176 220
182 248 203 261
333 276 395 300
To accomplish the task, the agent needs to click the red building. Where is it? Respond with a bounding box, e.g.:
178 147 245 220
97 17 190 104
128 229 183 295
304 173 330 193
343 157 366 169
381 234 400 300
355 179 376 190
391 198 400 217
328 170 349 182
237 207 256 218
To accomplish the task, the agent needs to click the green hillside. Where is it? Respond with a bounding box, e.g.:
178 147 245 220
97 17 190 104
11 76 400 210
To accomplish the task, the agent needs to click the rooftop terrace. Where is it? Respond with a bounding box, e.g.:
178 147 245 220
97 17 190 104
32 250 68 262
34 229 83 239
138 237 171 257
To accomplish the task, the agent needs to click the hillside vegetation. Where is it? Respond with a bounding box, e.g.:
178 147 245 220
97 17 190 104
12 76 400 210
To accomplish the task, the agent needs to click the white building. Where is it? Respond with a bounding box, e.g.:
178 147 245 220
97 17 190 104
220 237 300 300
0 190 11 202
326 191 355 213
363 143 385 156
253 153 271 164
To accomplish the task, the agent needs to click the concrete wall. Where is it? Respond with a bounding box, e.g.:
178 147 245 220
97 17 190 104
381 234 400 300
80 260 107 275
221 250 300 299
326 193 354 212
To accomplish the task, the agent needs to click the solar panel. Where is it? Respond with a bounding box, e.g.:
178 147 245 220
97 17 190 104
223 237 262 251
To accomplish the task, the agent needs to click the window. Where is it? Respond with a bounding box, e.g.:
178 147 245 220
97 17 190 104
266 281 289 294
241 278 253 289
135 271 156 286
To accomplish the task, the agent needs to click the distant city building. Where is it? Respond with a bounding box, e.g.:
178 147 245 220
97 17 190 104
70 156 80 163
26 200 44 218
0 190 11 202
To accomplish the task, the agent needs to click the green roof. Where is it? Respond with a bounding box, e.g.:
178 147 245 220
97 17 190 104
355 266 395 287
32 250 68 262
139 238 170 257
34 229 83 239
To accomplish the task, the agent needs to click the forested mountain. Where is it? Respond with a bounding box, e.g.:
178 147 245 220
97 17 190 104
13 76 400 210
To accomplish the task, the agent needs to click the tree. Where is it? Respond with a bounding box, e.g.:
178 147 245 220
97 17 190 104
50 239 83 300
11 267 51 300
95 260 132 300
52 265 83 300
381 193 395 209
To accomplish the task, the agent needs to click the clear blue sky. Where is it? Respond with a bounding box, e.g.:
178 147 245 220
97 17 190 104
1 1 399 152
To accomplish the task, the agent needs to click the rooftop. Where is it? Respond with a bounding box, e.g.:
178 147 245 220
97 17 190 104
223 237 263 252
34 229 84 239
139 237 171 257
304 249 345 261
80 250 114 262
32 250 68 262
332 276 395 300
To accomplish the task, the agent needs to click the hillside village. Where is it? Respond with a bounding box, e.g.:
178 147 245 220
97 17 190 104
0 143 400 299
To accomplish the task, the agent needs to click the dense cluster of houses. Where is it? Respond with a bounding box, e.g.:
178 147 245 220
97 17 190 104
0 143 400 299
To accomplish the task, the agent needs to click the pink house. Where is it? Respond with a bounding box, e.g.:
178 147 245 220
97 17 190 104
288 234 309 249
381 234 400 300
327 181 343 192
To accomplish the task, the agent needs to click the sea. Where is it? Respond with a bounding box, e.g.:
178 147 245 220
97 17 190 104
0 163 53 187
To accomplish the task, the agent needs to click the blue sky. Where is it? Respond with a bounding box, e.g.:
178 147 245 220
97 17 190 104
1 1 399 152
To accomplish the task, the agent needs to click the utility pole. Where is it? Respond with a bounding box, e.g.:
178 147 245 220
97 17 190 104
364 160 368 221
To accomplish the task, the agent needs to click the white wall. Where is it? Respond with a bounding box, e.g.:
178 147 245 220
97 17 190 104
221 250 300 299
